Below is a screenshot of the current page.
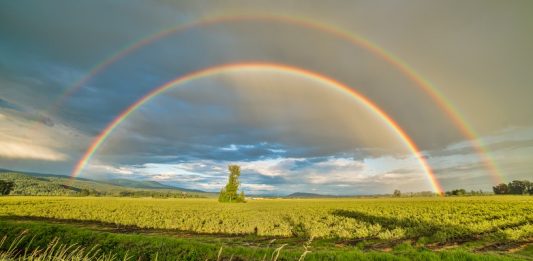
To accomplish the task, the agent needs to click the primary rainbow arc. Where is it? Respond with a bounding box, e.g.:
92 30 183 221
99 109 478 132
70 62 444 194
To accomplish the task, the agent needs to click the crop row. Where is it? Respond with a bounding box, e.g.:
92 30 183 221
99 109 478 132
0 196 531 242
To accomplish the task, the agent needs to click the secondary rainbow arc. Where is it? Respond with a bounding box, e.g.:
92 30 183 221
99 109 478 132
53 14 502 184
70 63 444 194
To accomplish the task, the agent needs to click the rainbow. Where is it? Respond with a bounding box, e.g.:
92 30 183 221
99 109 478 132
54 14 502 184
70 63 444 193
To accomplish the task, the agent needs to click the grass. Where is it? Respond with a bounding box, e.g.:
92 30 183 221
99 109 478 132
0 215 530 260
0 196 530 260
0 223 526 260
0 196 531 241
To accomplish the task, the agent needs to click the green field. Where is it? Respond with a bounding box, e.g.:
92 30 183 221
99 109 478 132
0 196 531 260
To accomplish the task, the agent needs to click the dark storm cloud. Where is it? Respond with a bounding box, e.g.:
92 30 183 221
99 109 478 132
1 0 461 148
433 163 486 178
0 1 193 68
0 0 218 136
0 97 54 127
240 170 289 185
430 139 533 158
0 98 22 112
90 86 384 166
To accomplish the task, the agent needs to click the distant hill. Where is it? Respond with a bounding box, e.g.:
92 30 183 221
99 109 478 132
0 168 213 197
104 178 174 189
286 192 337 198
0 168 95 182
104 178 205 193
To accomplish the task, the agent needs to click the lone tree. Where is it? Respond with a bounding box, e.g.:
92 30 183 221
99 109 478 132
0 180 14 196
219 165 245 203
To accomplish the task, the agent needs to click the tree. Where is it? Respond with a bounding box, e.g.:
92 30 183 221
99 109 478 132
218 165 245 203
445 189 466 196
453 189 466 196
393 189 401 197
79 189 91 196
0 180 14 195
508 180 529 195
492 183 509 194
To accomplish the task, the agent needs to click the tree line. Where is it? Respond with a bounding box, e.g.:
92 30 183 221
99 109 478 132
444 189 489 196
0 178 203 198
393 180 533 197
117 190 202 198
493 180 533 195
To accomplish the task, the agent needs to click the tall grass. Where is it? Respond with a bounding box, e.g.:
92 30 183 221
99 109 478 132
0 231 124 261
0 232 300 261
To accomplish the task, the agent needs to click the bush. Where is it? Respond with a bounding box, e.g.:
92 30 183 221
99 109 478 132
0 180 14 195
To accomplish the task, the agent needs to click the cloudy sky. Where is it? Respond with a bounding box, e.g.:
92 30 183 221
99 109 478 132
1 0 532 195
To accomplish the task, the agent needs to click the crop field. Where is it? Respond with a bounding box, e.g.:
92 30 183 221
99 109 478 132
0 196 531 260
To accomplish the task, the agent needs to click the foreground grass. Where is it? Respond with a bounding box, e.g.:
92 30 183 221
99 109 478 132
0 219 528 260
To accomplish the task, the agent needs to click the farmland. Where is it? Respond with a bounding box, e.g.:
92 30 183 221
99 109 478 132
0 196 531 260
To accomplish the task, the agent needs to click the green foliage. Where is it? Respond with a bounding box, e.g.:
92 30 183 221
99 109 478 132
0 180 14 195
0 233 116 260
0 220 525 261
445 188 466 196
493 183 509 194
218 165 245 203
508 180 531 194
118 190 201 198
0 221 219 261
0 170 208 198
493 180 532 195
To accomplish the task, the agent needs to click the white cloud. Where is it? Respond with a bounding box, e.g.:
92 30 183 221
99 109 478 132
0 109 89 162
220 144 255 151
238 158 289 177
82 153 435 194
86 163 135 175
0 140 66 161
195 182 225 190
241 183 275 191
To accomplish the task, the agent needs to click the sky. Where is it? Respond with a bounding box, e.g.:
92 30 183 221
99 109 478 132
1 0 532 195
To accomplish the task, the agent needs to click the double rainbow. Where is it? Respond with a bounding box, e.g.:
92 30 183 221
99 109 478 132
62 14 502 192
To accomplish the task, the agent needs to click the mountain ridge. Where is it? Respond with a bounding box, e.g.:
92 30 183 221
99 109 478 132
285 192 338 198
0 168 212 197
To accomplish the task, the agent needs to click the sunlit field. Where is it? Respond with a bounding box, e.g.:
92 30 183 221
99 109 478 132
0 196 531 260
1 196 531 240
